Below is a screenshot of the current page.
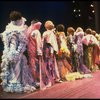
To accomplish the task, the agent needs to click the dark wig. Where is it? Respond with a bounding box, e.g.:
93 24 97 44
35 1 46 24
9 11 22 21
56 24 65 32
31 19 39 24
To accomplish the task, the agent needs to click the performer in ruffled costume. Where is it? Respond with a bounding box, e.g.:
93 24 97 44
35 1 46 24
55 24 72 80
91 30 100 71
27 19 42 88
42 20 60 88
82 28 99 71
66 27 77 72
74 27 91 73
0 11 36 93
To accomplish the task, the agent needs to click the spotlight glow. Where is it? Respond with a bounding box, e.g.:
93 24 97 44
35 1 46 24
73 1 75 3
90 4 94 7
73 9 76 12
92 10 94 13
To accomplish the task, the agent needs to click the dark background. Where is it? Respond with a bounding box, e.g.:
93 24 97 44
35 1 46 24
0 1 98 51
0 1 73 51
0 1 73 33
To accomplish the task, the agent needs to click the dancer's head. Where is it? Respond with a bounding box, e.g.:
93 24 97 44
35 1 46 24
31 19 42 30
45 20 54 30
67 27 75 36
56 24 65 32
9 10 26 26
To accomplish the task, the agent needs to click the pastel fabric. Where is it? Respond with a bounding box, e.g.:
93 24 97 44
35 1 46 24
74 31 91 73
56 32 72 80
0 20 36 93
82 34 99 71
27 22 42 84
42 30 60 87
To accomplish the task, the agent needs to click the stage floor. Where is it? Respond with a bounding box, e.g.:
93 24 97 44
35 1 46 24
0 70 100 99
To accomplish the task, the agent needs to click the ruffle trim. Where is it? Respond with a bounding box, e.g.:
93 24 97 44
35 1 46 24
2 83 36 93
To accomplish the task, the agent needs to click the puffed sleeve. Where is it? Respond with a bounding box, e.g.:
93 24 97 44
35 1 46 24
36 30 42 56
31 30 42 56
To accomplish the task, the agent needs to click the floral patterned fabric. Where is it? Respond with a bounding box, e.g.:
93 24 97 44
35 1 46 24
74 31 91 73
0 21 36 93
